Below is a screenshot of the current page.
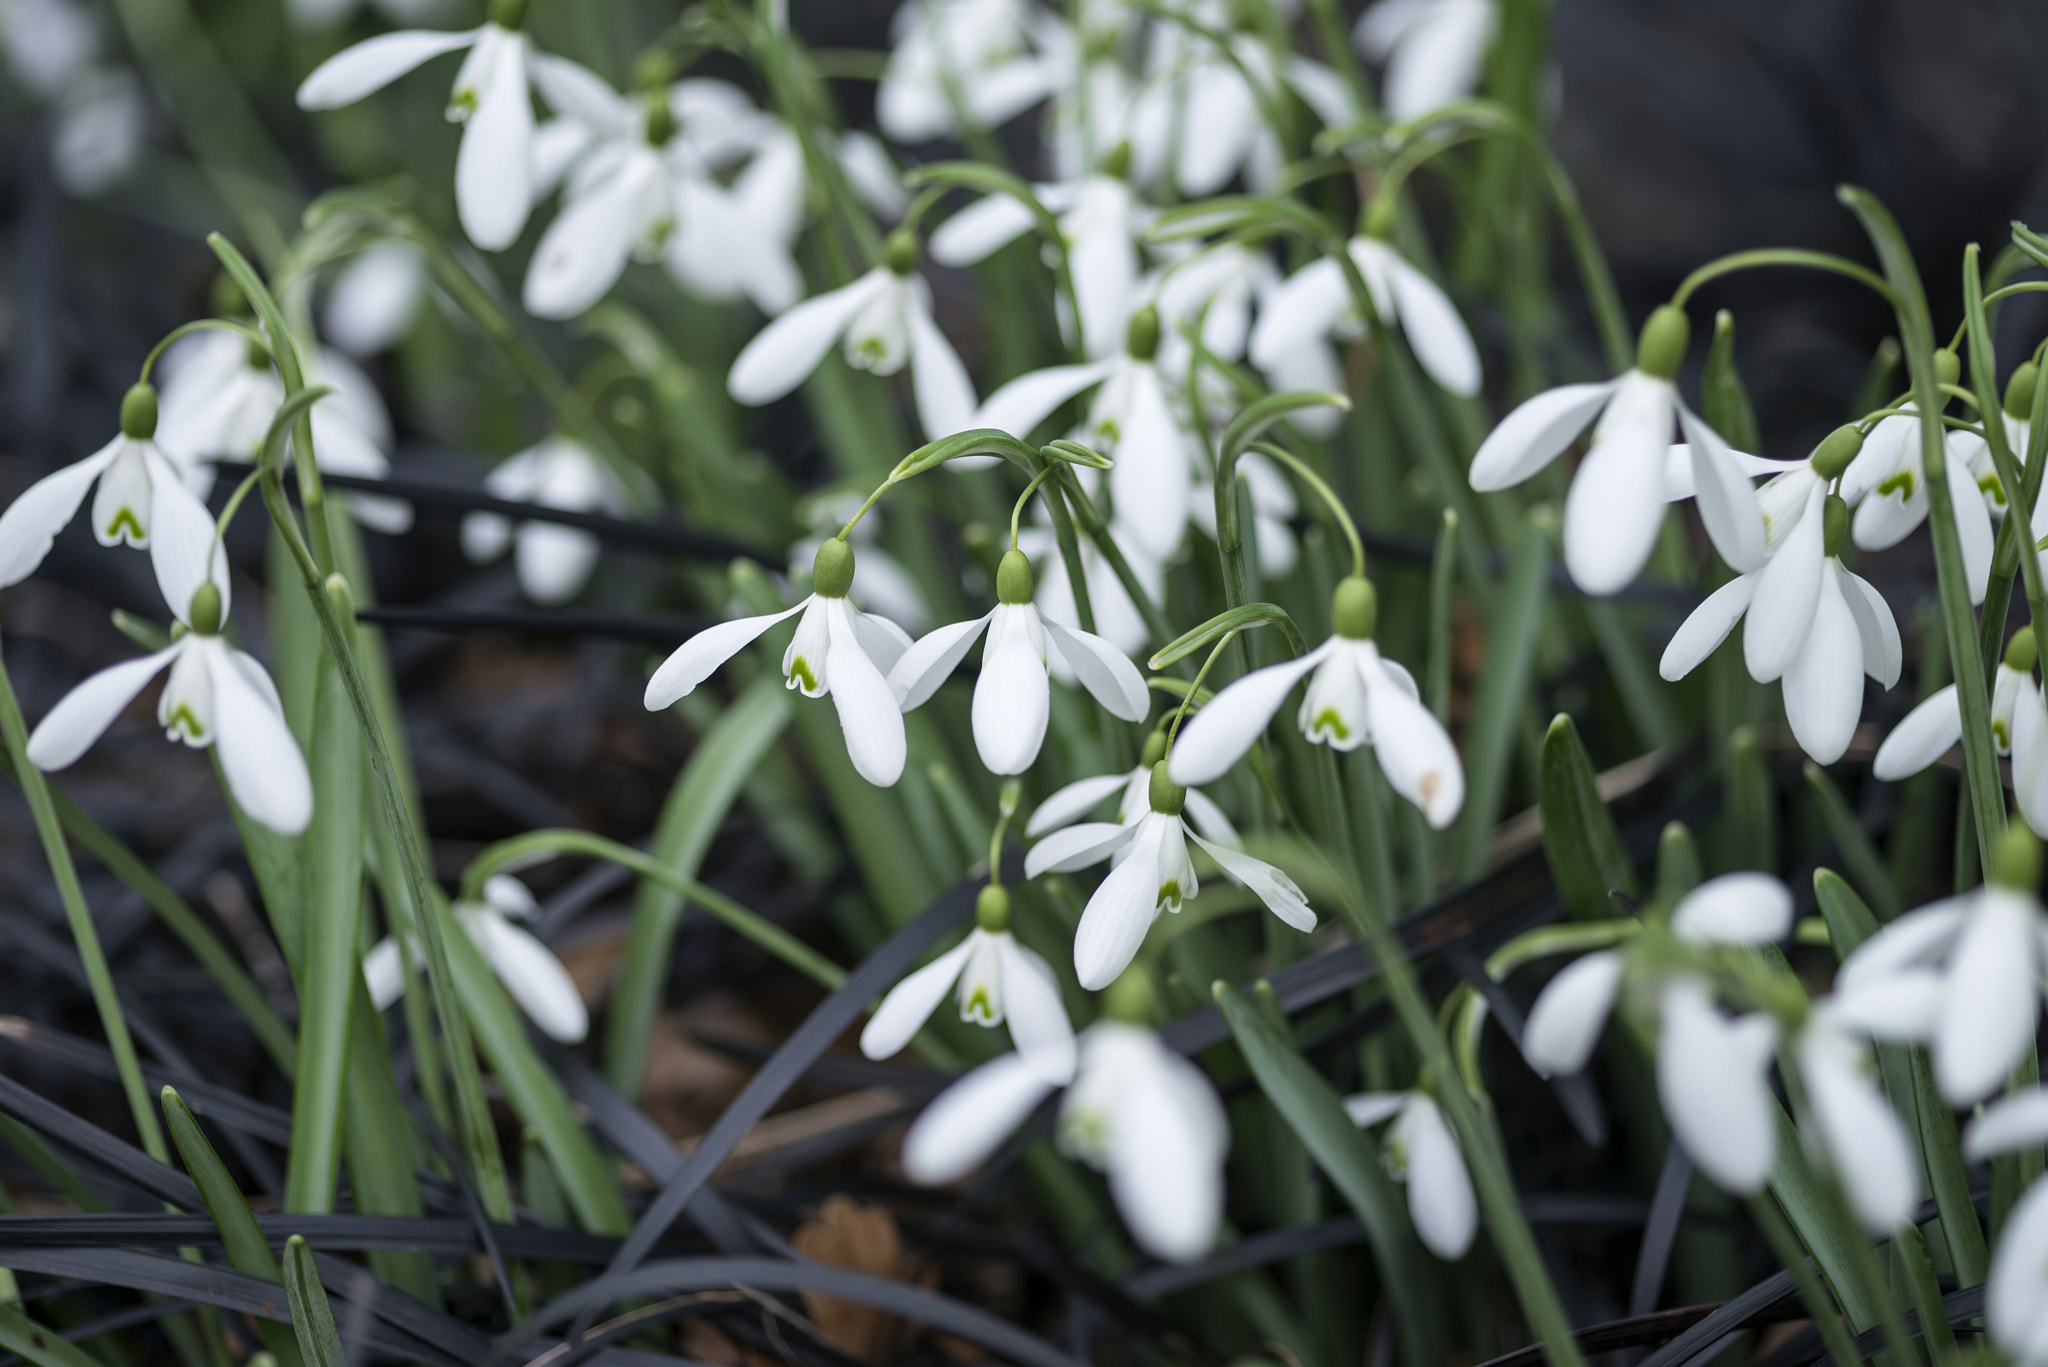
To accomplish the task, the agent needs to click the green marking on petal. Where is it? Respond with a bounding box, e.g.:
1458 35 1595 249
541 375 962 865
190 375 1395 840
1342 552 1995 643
1876 470 1917 500
1995 720 2011 749
102 507 146 546
854 336 887 367
451 88 479 118
1309 708 1351 742
1156 879 1182 911
164 705 207 743
963 987 996 1023
786 658 819 693
1980 472 2008 507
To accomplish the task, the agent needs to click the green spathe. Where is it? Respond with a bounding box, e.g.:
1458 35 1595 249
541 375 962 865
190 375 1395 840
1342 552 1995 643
996 549 1034 605
1634 305 1689 381
120 384 158 440
1810 424 1862 481
1332 575 1377 640
812 538 855 598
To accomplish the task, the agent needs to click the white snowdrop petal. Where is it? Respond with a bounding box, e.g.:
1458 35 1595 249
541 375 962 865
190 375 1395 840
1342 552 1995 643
643 602 807 710
210 646 313 836
362 937 408 1009
975 360 1117 440
1947 448 1995 606
1936 891 2040 1105
525 53 630 136
902 1052 1057 1186
1378 0 1493 120
860 937 976 1062
1397 1096 1477 1259
1520 950 1622 1077
1872 685 1962 780
907 304 978 441
0 443 117 587
455 34 534 251
1025 820 1139 877
1167 646 1330 786
1074 819 1169 990
1987 1175 2048 1357
1852 480 1927 552
1382 253 1480 398
999 941 1077 1086
1364 665 1465 828
1827 970 1945 1041
1965 1089 2048 1161
1109 367 1191 562
1467 381 1614 492
143 447 230 626
1025 772 1132 838
1562 374 1673 595
521 157 649 319
1657 982 1778 1195
824 600 908 786
1801 1030 1916 1232
1742 481 1826 683
514 522 600 605
1671 871 1794 946
482 875 540 919
1042 619 1149 722
2015 680 2048 839
851 609 914 675
1780 568 1865 766
929 193 1038 266
1343 1092 1408 1128
1247 257 1348 371
1181 788 1240 847
1837 901 1967 989
1840 570 1902 690
1190 830 1315 932
1676 407 1768 573
24 647 178 771
728 272 892 405
888 613 993 711
296 28 477 109
1659 574 1756 681
973 612 1052 775
469 912 588 1043
1104 1049 1227 1261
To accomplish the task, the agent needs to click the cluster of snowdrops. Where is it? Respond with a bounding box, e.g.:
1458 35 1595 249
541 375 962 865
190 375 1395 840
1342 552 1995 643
11 0 2048 1356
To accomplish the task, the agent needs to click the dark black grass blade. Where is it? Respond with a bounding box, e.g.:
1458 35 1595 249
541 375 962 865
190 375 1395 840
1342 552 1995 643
1827 1283 1985 1366
1631 1269 1801 1367
0 1212 621 1263
355 607 708 644
0 1074 201 1210
1631 1145 1693 1316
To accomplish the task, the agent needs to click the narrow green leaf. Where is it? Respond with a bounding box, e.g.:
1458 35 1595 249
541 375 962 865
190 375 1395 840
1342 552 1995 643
1723 725 1777 874
1212 982 1442 1367
1766 1107 1884 1332
1148 604 1305 670
161 1089 302 1367
338 974 440 1305
1700 309 1761 452
0 1304 111 1367
1452 522 1548 876
281 1238 342 1367
1654 822 1701 909
891 427 1041 480
1803 764 1903 921
1219 392 1352 466
1536 713 1635 918
609 674 792 1097
1425 510 1458 723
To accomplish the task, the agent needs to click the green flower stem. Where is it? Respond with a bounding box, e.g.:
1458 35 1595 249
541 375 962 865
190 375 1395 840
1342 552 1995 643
1251 441 1364 575
138 319 268 383
1840 188 2006 872
462 829 845 990
1040 476 1098 635
1748 1195 1864 1367
0 631 166 1163
1964 246 2048 639
1671 247 1898 313
1008 465 1059 549
1300 0 1372 116
1055 470 1175 644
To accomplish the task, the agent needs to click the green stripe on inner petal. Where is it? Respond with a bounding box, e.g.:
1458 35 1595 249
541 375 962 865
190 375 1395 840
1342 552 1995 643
1875 470 1916 500
786 658 819 692
101 506 146 545
962 985 997 1024
1980 473 2007 508
164 704 208 744
1156 878 1182 911
1308 708 1351 742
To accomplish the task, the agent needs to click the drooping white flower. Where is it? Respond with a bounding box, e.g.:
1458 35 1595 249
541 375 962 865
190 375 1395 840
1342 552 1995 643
790 489 929 635
1250 231 1480 399
876 0 1062 146
1027 761 1313 989
324 241 429 358
890 549 1148 774
1874 627 2033 779
1353 0 1496 122
1655 976 1779 1195
929 160 1147 360
296 4 541 251
973 308 1197 560
1840 413 1995 602
1833 876 2047 1106
1154 241 1281 369
1345 1090 1476 1259
1024 732 1239 853
861 884 1076 1084
1467 306 1766 596
726 235 976 443
460 437 626 605
1187 450 1299 577
2014 675 2048 840
520 59 804 320
1169 576 1464 829
1795 1007 1918 1233
643 540 911 787
1987 1174 2048 1365
0 382 213 593
1019 519 1163 665
365 874 587 1043
25 541 310 836
902 1015 1228 1262
1659 484 1899 765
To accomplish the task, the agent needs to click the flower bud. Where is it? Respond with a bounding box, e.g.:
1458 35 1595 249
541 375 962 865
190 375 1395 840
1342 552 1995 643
1991 822 2041 893
489 0 530 29
884 228 919 276
120 383 158 440
2007 361 2038 421
1331 575 1377 640
1140 728 1168 767
1934 349 1961 387
2007 626 2038 675
976 882 1011 932
643 92 677 147
996 548 1034 605
812 537 855 598
1125 305 1161 362
1821 493 1850 559
1102 965 1158 1024
1634 305 1689 381
1102 140 1131 180
1147 759 1185 816
188 581 222 636
324 572 356 633
1809 423 1862 481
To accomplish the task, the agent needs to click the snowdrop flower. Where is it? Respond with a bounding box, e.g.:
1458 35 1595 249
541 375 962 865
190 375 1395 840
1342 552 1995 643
460 438 625 605
520 59 803 319
26 556 311 837
1250 221 1480 400
1189 450 1298 577
890 549 1148 774
2013 671 2048 840
156 331 411 534
1020 518 1163 663
1874 627 2032 779
324 242 429 358
1354 0 1496 122
1839 410 1993 603
1468 306 1766 596
296 0 541 251
1831 829 2046 1106
790 490 928 635
1026 760 1313 989
902 972 1227 1262
365 874 587 1043
1024 729 1239 849
1345 1090 1475 1259
0 0 95 96
929 146 1146 360
1169 577 1464 829
0 383 213 593
1795 1007 1917 1233
51 67 144 197
1660 484 1899 766
1986 1174 2048 1365
643 540 912 787
974 308 1196 560
1155 241 1279 368
727 231 976 443
860 884 1076 1084
876 0 1060 146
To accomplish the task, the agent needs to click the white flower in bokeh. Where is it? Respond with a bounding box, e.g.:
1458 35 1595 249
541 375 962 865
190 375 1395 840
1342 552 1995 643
366 874 588 1043
461 437 626 605
1354 0 1496 122
1346 1090 1476 1259
877 0 1061 145
1251 233 1479 399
